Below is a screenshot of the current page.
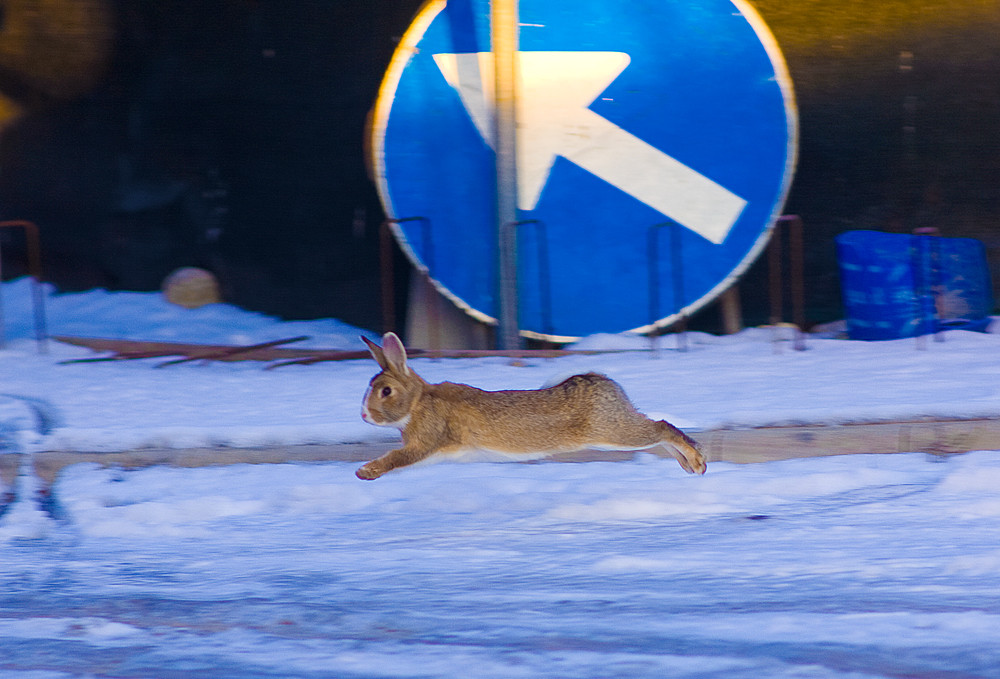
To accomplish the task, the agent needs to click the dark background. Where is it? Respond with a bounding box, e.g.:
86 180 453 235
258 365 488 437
0 0 997 335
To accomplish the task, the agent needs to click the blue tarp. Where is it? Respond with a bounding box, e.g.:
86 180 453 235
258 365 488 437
836 230 993 341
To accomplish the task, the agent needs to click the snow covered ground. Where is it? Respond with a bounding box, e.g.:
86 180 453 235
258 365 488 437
3 452 1000 678
1 277 999 455
2 277 1000 678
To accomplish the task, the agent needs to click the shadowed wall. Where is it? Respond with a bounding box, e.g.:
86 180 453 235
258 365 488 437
0 0 996 332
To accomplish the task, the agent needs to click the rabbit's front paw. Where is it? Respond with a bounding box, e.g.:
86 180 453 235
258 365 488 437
356 460 386 480
689 451 707 475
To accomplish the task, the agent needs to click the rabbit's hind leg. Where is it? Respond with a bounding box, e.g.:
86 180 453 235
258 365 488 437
593 418 706 475
654 420 706 474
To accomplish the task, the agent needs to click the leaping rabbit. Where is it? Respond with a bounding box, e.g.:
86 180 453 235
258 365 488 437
357 332 706 480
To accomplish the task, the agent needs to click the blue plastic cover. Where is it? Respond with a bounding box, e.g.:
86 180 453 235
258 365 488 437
836 230 993 340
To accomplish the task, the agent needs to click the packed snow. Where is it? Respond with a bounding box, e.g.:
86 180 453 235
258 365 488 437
1 276 1000 678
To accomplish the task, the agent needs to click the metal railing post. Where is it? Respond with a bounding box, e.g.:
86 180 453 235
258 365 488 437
647 221 687 353
768 215 806 352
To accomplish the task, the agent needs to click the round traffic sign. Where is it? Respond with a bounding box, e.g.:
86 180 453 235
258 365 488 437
370 0 796 340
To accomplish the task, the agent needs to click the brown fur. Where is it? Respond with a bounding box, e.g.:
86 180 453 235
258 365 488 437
357 333 706 479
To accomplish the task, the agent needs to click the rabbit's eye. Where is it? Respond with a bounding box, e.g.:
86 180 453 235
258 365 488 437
380 386 392 398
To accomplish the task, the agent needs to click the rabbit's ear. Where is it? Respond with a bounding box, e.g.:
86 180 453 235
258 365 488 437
381 332 410 375
361 335 389 371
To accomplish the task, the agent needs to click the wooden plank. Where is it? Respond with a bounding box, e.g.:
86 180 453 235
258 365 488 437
698 422 905 464
30 443 389 488
900 418 1000 455
25 419 1000 494
698 418 1000 464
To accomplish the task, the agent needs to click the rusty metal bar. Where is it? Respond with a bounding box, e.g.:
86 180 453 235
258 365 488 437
788 217 806 338
154 336 310 368
768 220 783 329
0 220 48 353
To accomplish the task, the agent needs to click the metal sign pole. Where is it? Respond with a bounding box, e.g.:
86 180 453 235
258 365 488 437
492 0 521 349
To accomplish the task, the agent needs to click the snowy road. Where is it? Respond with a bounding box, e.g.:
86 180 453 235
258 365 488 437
3 452 1000 678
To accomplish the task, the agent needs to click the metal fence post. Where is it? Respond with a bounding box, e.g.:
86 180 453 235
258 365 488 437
380 217 437 348
507 219 553 339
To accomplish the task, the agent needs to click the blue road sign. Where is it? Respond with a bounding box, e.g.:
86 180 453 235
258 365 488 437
370 0 797 340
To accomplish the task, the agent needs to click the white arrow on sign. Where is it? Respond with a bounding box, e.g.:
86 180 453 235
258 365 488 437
433 51 747 245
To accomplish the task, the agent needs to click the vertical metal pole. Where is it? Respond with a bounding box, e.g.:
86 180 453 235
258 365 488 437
768 225 783 326
509 219 553 338
787 216 806 351
381 217 436 345
493 0 521 349
769 216 807 353
420 218 442 351
671 222 687 352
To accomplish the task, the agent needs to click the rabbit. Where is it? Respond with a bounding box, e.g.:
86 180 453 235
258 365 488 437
356 332 706 480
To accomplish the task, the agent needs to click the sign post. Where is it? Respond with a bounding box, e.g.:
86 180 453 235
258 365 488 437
492 0 521 349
